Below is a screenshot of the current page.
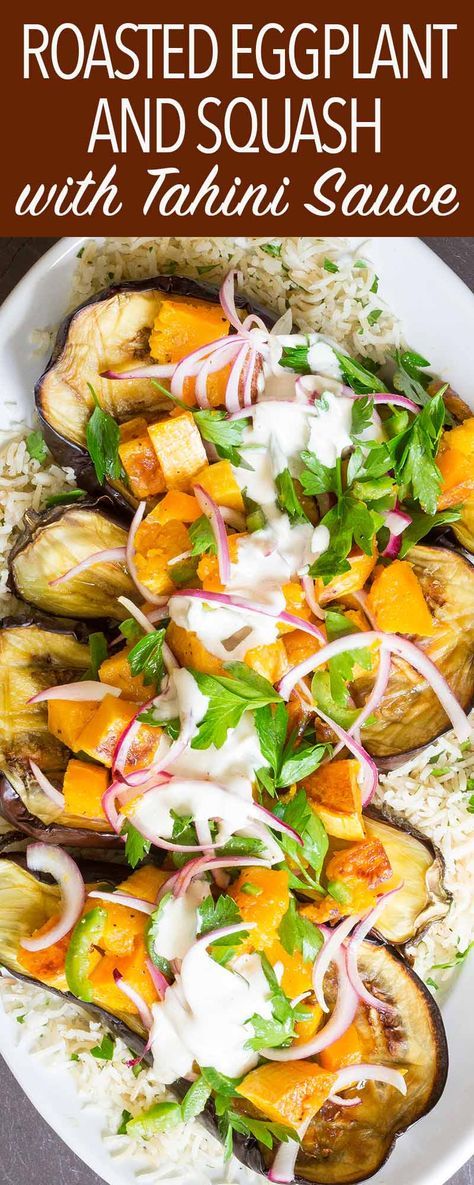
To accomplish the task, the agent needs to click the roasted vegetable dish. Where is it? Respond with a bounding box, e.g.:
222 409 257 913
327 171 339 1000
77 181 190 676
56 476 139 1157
2 269 473 1183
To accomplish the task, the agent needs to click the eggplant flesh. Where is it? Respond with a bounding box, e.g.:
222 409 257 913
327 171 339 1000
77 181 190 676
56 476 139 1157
35 276 275 508
8 500 135 620
0 619 90 772
364 807 449 946
355 545 474 757
0 856 448 1185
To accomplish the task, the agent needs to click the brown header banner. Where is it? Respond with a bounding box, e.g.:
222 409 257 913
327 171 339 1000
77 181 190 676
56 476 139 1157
1 2 473 234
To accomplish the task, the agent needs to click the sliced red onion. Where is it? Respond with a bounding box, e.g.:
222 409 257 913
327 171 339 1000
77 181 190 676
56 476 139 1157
351 589 379 630
126 501 170 606
277 631 471 741
219 269 246 334
112 696 157 781
194 342 241 408
346 888 401 1014
173 855 272 899
251 802 303 846
242 346 258 408
313 914 361 1013
101 362 175 380
118 595 161 634
145 956 169 998
330 647 391 761
294 377 314 405
225 344 252 413
342 389 419 414
146 605 171 623
171 336 244 398
301 574 325 621
332 1063 407 1097
194 484 231 585
262 947 358 1061
29 760 64 809
20 845 85 951
313 704 378 806
170 588 325 643
49 547 127 587
168 550 194 567
163 641 179 674
112 969 153 1030
88 890 155 915
101 779 143 835
269 1116 311 1184
328 1093 361 1108
381 507 412 559
29 681 120 705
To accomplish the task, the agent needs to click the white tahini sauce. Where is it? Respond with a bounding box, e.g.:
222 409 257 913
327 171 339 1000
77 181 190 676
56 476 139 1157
150 949 273 1082
152 879 211 962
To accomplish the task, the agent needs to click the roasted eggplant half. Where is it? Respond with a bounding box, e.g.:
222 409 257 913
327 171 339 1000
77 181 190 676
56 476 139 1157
0 854 447 1185
364 807 450 946
8 499 135 620
0 617 117 846
35 275 274 509
356 544 474 758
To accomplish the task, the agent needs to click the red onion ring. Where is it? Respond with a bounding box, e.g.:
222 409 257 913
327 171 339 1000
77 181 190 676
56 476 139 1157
332 1063 407 1097
170 588 325 643
277 630 471 741
345 888 401 1013
171 336 245 398
49 547 127 587
312 914 361 1013
269 1116 312 1184
118 595 167 634
313 704 378 805
300 574 325 621
329 647 391 762
262 947 358 1061
145 956 169 998
29 681 121 705
341 389 419 414
112 697 157 782
20 845 85 952
112 969 153 1030
219 270 246 334
381 507 412 559
172 855 272 899
328 1093 361 1108
126 501 170 606
225 344 252 412
28 760 65 809
88 890 155 915
194 484 231 585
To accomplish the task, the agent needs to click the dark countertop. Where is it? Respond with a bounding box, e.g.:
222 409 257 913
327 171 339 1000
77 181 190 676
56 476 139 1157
0 236 472 1185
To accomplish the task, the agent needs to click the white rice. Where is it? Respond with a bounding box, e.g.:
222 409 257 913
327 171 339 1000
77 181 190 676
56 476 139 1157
0 236 471 1182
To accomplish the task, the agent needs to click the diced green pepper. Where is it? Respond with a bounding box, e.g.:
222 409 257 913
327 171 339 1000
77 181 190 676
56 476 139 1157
65 906 107 1002
126 1101 182 1136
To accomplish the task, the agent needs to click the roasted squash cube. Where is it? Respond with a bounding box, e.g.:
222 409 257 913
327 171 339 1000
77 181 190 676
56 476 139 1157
316 548 377 605
304 759 362 815
90 866 169 957
148 412 208 491
135 520 192 597
229 868 290 950
62 759 109 821
17 915 70 985
99 648 150 703
166 621 223 675
244 640 288 684
48 699 98 752
90 938 159 1016
118 431 166 499
194 460 244 512
149 297 229 364
119 417 149 443
237 1062 336 1128
149 491 201 526
74 695 137 767
367 559 435 636
319 1023 365 1071
326 838 392 890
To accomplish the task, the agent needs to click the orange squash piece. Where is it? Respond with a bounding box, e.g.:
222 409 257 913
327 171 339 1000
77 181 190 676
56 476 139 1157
194 460 245 512
366 559 435 636
316 548 377 605
166 620 223 675
98 648 150 703
282 581 313 624
319 1023 364 1072
197 534 244 591
148 412 208 491
18 914 70 983
90 938 159 1017
135 520 192 597
265 937 314 999
183 365 231 408
119 417 149 443
326 838 392 890
47 699 97 752
244 640 288 684
150 491 201 526
91 866 169 957
74 696 137 767
283 628 322 667
438 447 474 509
62 759 109 822
237 1062 336 1129
149 297 229 364
304 760 362 815
118 431 166 500
229 867 290 950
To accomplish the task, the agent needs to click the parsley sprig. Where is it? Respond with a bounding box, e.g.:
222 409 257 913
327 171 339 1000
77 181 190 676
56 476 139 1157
151 380 251 466
127 628 166 687
272 788 328 893
254 702 329 795
85 383 123 486
190 663 282 750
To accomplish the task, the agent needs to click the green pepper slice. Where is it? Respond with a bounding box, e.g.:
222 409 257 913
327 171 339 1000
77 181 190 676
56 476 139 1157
65 906 107 1002
126 1101 182 1136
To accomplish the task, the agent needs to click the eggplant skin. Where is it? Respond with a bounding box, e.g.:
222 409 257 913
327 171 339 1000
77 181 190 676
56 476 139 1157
364 805 450 948
0 856 448 1185
35 275 276 511
357 544 474 759
8 498 135 621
